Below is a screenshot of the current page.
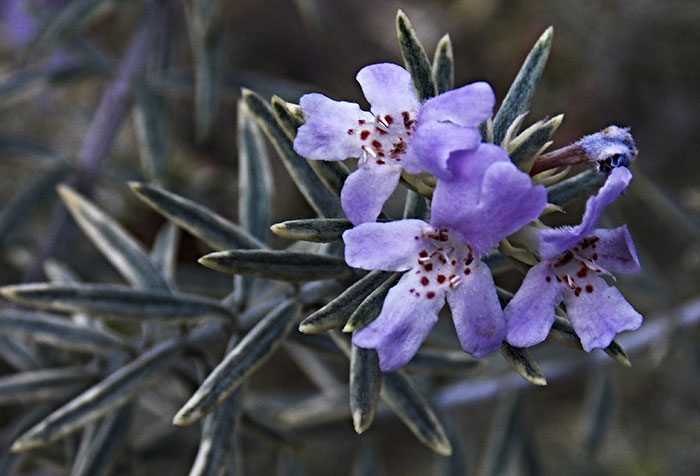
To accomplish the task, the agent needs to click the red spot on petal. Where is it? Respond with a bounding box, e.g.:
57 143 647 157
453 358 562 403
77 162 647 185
464 268 471 275
409 288 415 293
575 290 581 297
419 250 428 257
347 129 354 135
423 263 433 271
358 119 366 125
371 140 382 149
439 256 447 264
592 253 599 260
437 275 446 284
414 236 419 240
576 267 588 278
360 130 370 140
426 291 435 299
420 276 429 286
376 159 385 164
376 127 388 135
451 259 456 265
546 276 551 282
586 284 594 293
384 115 394 124
377 151 385 157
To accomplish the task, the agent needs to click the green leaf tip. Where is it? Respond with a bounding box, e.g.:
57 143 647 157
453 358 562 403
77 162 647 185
500 342 547 386
396 9 437 100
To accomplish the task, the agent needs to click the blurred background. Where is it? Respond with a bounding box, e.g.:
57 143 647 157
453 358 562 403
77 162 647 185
1 0 700 474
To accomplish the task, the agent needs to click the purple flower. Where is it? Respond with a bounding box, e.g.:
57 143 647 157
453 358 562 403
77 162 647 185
504 167 642 351
294 62 495 224
343 144 547 371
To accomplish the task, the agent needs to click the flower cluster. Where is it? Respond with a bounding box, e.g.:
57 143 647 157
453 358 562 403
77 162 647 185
293 63 642 371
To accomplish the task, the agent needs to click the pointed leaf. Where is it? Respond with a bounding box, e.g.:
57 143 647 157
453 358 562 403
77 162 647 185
242 89 343 218
432 34 454 94
133 84 167 183
299 271 392 334
396 10 437 100
343 272 402 332
58 185 169 290
0 335 43 371
493 27 553 144
0 367 97 405
0 283 234 323
500 342 547 386
403 190 429 220
174 300 301 426
238 100 273 242
0 309 132 355
508 114 563 168
271 218 354 243
271 95 304 141
130 182 265 250
350 345 382 434
150 222 180 285
199 249 349 281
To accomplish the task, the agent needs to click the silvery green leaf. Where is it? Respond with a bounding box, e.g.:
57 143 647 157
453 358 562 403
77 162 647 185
133 84 167 183
0 403 54 474
581 371 614 456
44 259 82 284
10 324 222 452
271 95 304 141
188 0 224 141
271 218 354 243
432 34 454 94
343 272 402 333
406 348 479 375
71 404 133 476
58 185 169 291
150 222 180 285
0 335 43 371
199 249 350 281
299 271 392 334
0 162 70 250
349 344 382 434
492 27 553 145
403 190 429 220
27 0 113 58
305 155 350 198
130 182 265 250
0 367 96 405
477 393 520 476
545 170 604 208
396 10 437 100
0 309 131 355
508 114 564 168
189 387 244 476
241 89 343 218
382 370 452 456
0 283 234 323
499 342 547 386
238 100 273 242
174 300 301 426
549 316 631 366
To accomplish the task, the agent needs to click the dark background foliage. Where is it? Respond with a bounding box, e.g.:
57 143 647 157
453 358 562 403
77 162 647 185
1 0 699 474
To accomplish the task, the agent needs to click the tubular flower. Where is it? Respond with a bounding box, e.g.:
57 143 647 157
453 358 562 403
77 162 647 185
343 144 547 371
293 62 495 224
504 167 642 351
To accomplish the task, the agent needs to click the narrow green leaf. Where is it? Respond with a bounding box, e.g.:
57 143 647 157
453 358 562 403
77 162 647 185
0 367 97 405
299 271 392 334
271 95 305 141
58 185 169 291
508 114 563 168
396 10 437 100
133 84 167 183
492 27 553 144
350 345 382 434
545 170 604 208
129 182 265 250
150 222 180 285
0 283 234 323
432 34 454 94
499 342 547 386
10 324 222 452
238 100 274 242
0 309 132 355
199 249 349 281
0 403 54 475
405 348 479 375
242 89 343 218
44 259 82 284
0 335 43 371
174 300 301 426
189 386 244 476
343 272 402 332
189 0 224 140
549 316 631 366
0 162 71 250
27 0 112 58
403 190 429 220
271 218 354 243
477 393 521 476
71 404 133 476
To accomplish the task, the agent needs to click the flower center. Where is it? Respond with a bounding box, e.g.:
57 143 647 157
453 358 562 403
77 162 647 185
407 228 474 299
550 234 601 296
346 111 417 167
